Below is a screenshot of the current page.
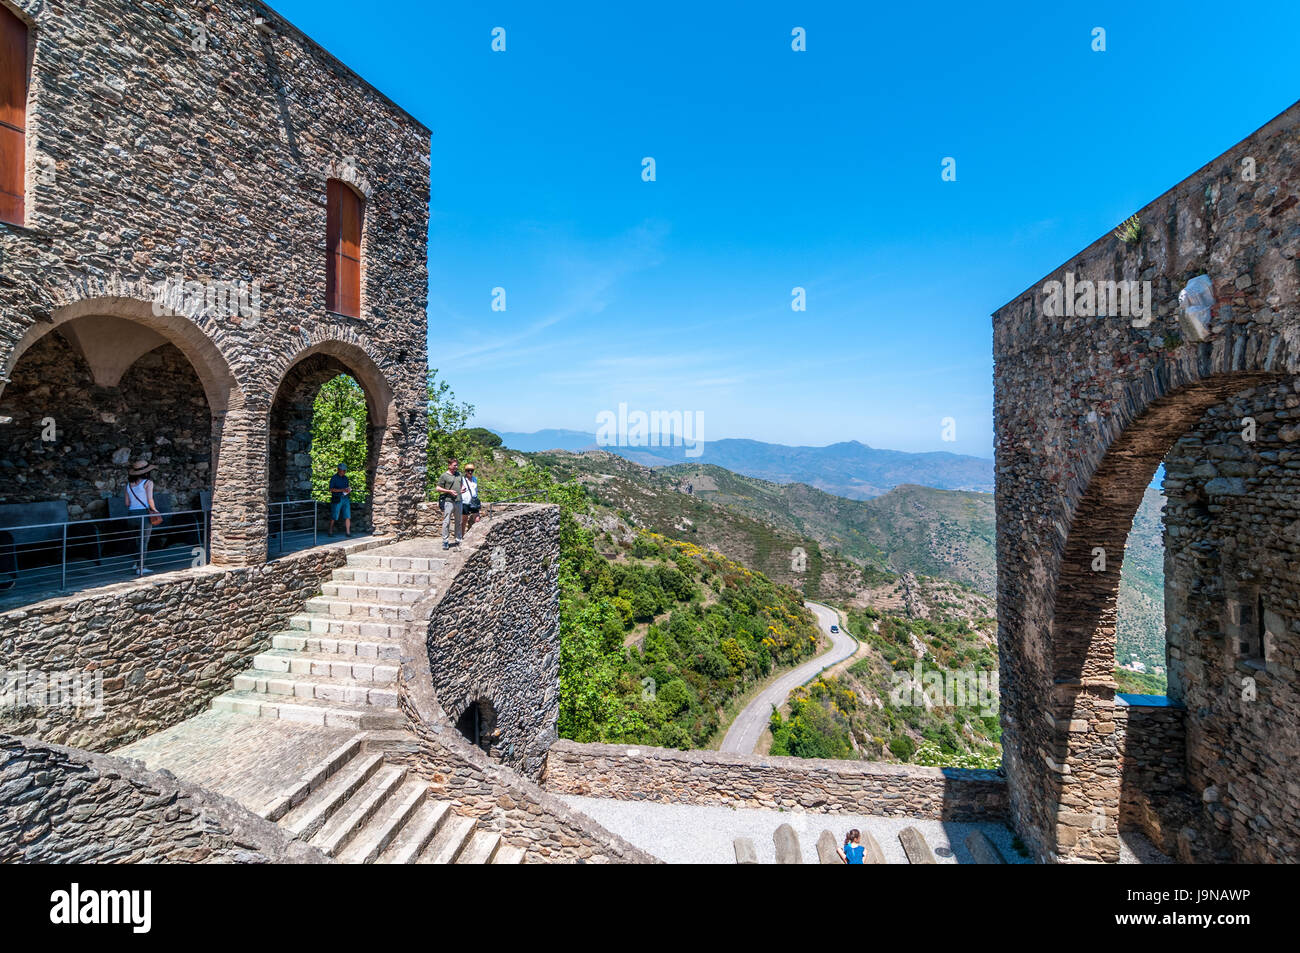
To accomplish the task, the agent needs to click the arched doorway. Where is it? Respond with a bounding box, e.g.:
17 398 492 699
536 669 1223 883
0 303 237 599
455 697 498 754
1041 370 1289 862
266 349 390 554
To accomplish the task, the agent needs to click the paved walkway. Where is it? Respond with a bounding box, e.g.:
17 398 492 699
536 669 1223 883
719 602 857 754
562 795 1028 863
117 710 355 811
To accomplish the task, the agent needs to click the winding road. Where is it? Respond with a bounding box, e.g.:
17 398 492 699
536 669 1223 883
719 601 858 754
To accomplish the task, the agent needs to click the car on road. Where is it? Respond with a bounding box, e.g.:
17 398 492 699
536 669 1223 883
830 624 839 633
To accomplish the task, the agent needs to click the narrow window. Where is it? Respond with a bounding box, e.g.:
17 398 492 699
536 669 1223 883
326 179 362 317
0 5 29 226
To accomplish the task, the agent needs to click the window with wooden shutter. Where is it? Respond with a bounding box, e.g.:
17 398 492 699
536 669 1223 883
326 179 363 317
0 5 29 226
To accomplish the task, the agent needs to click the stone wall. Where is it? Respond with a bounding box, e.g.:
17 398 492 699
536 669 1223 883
0 334 212 518
992 98 1300 862
0 0 431 566
1114 697 1192 857
0 536 387 750
542 740 1008 821
392 512 655 863
0 733 326 862
412 502 560 779
1161 386 1300 862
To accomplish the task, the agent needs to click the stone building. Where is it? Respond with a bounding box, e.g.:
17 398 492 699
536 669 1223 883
0 0 431 567
993 99 1300 862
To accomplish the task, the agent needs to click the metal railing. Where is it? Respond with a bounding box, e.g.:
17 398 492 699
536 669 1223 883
0 507 211 597
267 499 320 554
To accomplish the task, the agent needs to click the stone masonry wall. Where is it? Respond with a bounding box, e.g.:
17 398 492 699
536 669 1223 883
393 509 655 863
1161 384 1300 862
0 334 212 518
993 98 1300 862
413 502 560 780
0 0 431 565
543 740 1008 821
0 536 387 750
1114 699 1190 857
0 733 326 862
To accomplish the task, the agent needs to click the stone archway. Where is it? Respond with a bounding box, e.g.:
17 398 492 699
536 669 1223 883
0 296 264 568
993 99 1300 863
265 338 403 539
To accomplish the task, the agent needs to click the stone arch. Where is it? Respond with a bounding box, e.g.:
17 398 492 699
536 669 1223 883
0 294 242 414
265 336 403 537
0 295 264 566
1029 330 1296 863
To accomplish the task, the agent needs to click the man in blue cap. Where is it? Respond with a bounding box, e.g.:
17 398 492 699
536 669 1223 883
328 462 351 537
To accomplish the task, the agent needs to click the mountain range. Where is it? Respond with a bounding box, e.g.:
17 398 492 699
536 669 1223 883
494 431 994 499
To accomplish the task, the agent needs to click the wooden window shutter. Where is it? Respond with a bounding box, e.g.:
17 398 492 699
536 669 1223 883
0 5 29 226
326 179 363 317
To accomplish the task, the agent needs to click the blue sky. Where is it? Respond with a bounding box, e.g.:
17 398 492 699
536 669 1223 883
273 0 1300 458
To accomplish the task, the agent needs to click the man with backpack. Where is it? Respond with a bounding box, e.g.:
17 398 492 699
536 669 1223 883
436 458 463 550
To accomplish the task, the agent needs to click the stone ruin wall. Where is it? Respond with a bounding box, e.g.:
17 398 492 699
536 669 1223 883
542 740 1008 822
0 733 326 863
993 97 1300 862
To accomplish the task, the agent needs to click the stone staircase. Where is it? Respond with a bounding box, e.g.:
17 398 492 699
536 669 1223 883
257 733 524 864
210 547 446 730
210 540 526 864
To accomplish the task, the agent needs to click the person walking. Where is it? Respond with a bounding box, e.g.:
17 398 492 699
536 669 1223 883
460 463 481 537
436 458 463 550
327 463 352 537
838 829 866 864
125 461 161 576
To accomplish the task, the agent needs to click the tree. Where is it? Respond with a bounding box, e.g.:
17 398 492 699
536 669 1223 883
310 375 369 503
426 369 475 485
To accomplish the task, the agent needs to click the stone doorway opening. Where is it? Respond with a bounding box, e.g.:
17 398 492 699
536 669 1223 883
456 698 498 754
267 354 379 555
1037 372 1295 863
0 312 227 603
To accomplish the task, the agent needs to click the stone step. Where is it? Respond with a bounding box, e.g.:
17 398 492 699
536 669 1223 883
377 799 453 864
287 614 406 639
418 814 476 864
249 649 399 684
492 845 526 865
231 671 398 707
304 596 416 622
210 691 403 730
259 734 366 822
347 553 446 572
271 633 404 661
282 751 386 840
321 582 428 604
333 568 440 587
311 764 408 857
456 829 501 864
336 779 429 864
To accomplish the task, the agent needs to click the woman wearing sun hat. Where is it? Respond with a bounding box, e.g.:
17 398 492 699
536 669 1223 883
125 460 161 575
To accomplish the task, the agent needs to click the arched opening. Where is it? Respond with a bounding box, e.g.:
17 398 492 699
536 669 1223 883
455 697 498 754
267 352 382 554
0 313 225 601
1044 370 1294 862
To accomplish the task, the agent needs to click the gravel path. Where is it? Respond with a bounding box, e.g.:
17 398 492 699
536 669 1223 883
720 602 857 754
562 795 1029 864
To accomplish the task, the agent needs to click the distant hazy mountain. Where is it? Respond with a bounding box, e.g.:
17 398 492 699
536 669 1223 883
496 431 993 498
494 429 601 453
